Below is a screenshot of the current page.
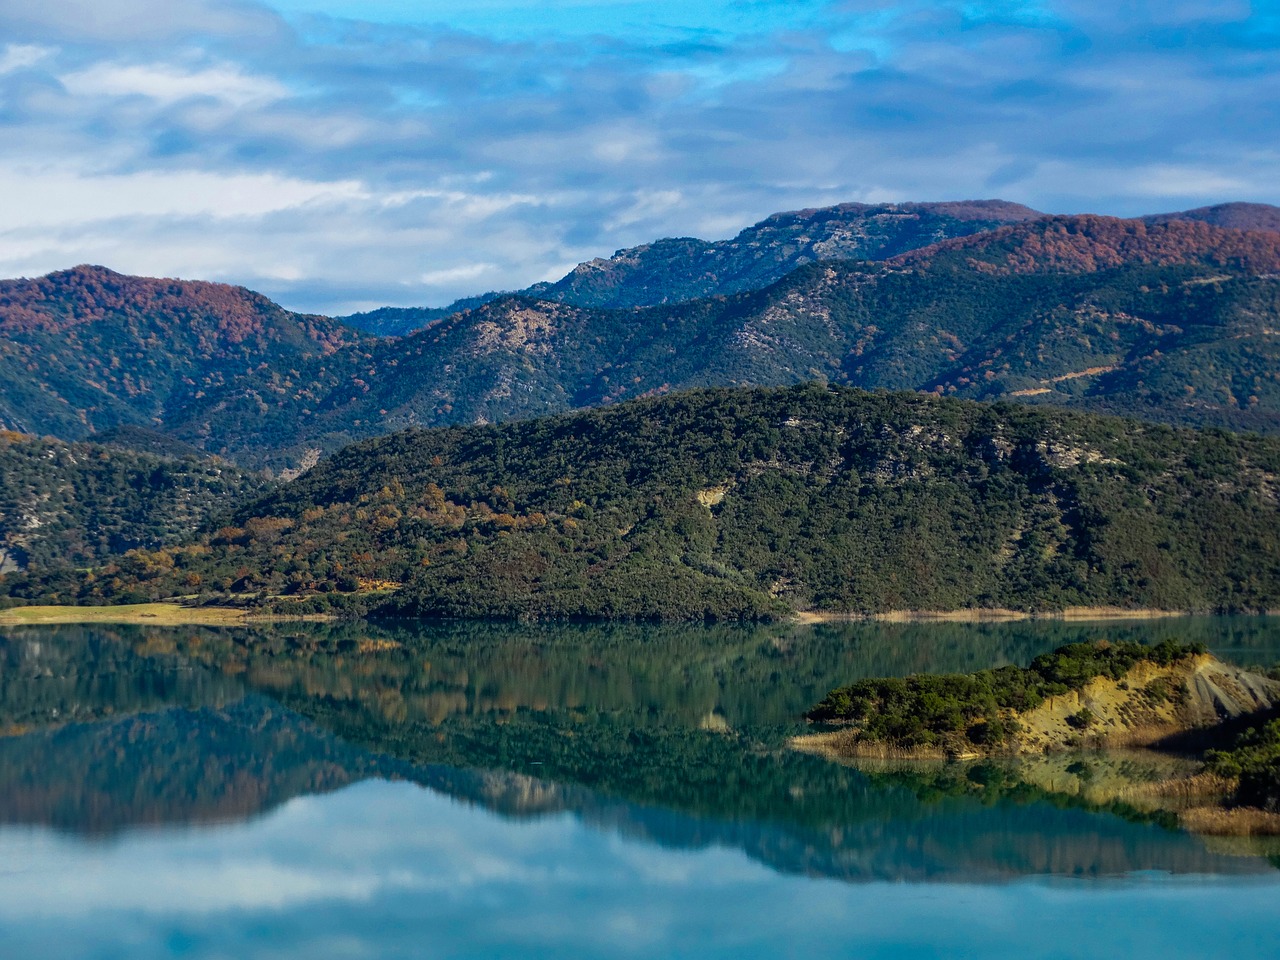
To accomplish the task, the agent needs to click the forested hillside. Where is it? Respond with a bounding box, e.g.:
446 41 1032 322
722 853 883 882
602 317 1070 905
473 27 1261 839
0 265 369 441
6 385 1278 620
898 215 1280 274
1145 202 1280 233
0 431 265 573
168 249 1280 465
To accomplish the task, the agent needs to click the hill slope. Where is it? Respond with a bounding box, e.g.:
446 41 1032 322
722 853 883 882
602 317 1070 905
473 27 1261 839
0 431 265 574
806 640 1280 754
0 265 369 440
1147 202 1280 234
8 385 1279 619
799 639 1280 834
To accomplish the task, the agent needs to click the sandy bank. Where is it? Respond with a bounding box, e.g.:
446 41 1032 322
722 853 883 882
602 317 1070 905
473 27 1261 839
0 603 331 626
0 603 249 626
793 606 1201 624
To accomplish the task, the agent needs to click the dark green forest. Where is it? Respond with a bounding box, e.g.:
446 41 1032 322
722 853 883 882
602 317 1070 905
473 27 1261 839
6 384 1279 620
0 431 265 574
1207 719 1280 812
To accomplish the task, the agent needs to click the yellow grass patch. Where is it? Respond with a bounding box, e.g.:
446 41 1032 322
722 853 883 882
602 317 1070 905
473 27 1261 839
357 638 403 653
0 603 248 626
1180 805 1280 837
357 578 402 592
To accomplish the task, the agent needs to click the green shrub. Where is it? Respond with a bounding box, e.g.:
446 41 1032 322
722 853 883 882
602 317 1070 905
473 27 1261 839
809 640 1204 747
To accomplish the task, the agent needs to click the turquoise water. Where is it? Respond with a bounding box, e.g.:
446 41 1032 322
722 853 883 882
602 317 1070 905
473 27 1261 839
1 618 1278 958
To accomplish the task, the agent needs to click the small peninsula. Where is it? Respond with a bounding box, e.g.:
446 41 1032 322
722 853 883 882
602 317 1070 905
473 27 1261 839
795 641 1280 835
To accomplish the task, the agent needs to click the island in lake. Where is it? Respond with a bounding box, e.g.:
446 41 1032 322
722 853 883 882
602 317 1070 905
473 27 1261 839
795 640 1280 837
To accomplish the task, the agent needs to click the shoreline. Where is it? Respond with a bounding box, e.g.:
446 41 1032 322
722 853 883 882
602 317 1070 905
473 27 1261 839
791 736 1280 839
0 602 1260 628
792 606 1210 625
0 603 334 627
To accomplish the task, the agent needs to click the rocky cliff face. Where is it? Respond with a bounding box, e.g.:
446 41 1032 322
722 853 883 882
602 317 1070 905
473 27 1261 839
1015 655 1280 753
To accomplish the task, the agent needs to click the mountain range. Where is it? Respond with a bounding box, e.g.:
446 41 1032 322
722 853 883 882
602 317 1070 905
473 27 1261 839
341 199 1045 335
340 200 1280 337
4 202 1280 470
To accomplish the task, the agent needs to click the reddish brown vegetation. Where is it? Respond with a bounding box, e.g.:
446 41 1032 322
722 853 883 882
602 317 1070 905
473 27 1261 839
0 265 353 353
895 215 1280 275
0 265 368 444
1147 202 1280 234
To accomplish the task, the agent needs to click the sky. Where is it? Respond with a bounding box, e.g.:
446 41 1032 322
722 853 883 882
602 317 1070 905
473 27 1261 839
0 1 1277 314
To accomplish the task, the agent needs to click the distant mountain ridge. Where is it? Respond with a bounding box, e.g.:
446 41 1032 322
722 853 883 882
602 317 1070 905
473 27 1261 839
341 199 1046 335
896 214 1280 274
157 214 1280 464
531 199 1046 310
4 204 1280 467
1144 202 1280 234
341 200 1280 337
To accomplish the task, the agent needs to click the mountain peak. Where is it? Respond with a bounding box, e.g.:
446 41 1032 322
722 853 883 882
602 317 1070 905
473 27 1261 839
531 198 1044 311
49 264 127 281
761 199 1044 227
0 265 364 441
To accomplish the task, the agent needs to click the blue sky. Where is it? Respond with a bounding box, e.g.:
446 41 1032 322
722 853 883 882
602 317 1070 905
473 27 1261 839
268 0 835 42
0 0 1277 313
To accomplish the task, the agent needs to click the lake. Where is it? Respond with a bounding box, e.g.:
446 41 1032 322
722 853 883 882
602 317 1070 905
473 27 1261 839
1 617 1279 958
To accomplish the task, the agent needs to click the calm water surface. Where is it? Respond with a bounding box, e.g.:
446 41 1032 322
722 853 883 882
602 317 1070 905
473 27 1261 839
1 617 1278 958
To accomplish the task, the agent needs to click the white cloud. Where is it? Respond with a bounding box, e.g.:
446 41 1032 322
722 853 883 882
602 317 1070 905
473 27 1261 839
0 166 367 227
0 43 53 74
0 0 1276 314
589 125 665 164
420 262 497 285
0 173 595 312
60 61 290 107
1006 159 1257 209
10 859 392 915
1125 164 1251 198
602 188 684 231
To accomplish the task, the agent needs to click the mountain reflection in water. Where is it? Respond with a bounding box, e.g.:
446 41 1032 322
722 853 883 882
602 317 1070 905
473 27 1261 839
2 617 1278 884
